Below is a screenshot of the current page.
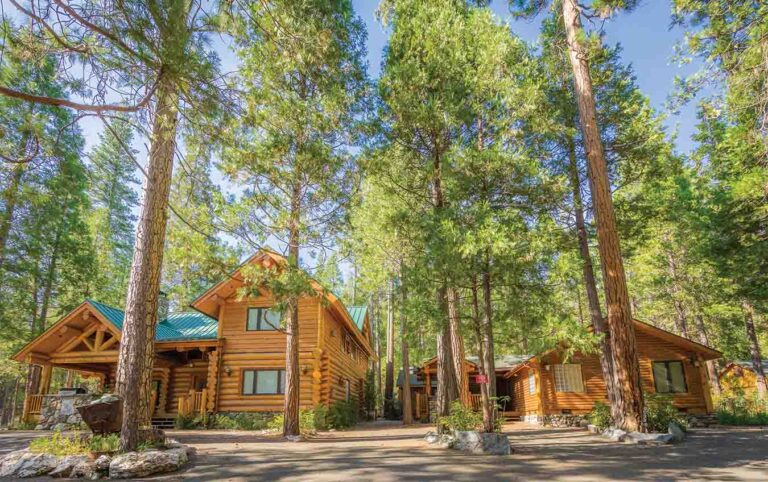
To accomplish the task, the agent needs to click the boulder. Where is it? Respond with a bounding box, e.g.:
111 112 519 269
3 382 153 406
623 432 674 445
285 435 303 443
108 447 188 479
602 428 628 442
424 431 439 444
49 455 88 478
437 434 456 449
586 424 601 434
71 460 99 480
0 450 59 478
95 454 112 472
668 422 686 443
453 431 511 455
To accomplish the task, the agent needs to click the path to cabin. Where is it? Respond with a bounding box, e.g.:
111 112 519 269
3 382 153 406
2 421 766 480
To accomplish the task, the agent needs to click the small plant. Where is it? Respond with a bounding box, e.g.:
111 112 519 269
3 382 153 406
11 420 37 430
89 433 120 453
715 391 768 425
209 412 271 430
440 400 482 432
137 440 163 451
29 431 89 456
266 405 331 435
644 393 687 432
588 402 613 430
328 400 358 429
174 412 202 429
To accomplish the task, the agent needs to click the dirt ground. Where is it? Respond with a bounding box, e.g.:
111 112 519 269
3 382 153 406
2 421 767 481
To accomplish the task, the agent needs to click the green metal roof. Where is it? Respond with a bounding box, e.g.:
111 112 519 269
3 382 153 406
348 306 367 332
86 299 217 342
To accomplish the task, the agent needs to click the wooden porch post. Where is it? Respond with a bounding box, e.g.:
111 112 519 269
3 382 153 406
698 356 714 413
39 365 53 395
21 364 41 422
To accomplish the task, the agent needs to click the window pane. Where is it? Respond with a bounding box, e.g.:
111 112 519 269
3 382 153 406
256 370 279 394
243 370 255 394
653 362 671 393
528 373 536 394
247 309 260 331
263 310 281 330
669 362 686 393
280 370 286 394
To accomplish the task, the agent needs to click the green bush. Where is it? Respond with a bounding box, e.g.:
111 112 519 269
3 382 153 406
268 405 335 435
715 392 768 425
209 412 272 430
644 393 687 432
328 400 358 429
440 400 482 432
89 433 120 453
588 402 613 430
11 420 37 430
174 412 203 429
29 431 89 456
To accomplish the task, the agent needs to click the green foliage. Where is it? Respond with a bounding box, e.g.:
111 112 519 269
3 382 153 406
174 413 203 430
29 431 89 456
440 400 482 432
89 433 120 453
209 412 272 431
644 393 687 432
715 392 768 426
588 402 613 430
362 369 377 418
327 400 359 430
267 406 331 435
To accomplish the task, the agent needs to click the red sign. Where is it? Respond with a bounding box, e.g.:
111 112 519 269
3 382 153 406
475 374 488 384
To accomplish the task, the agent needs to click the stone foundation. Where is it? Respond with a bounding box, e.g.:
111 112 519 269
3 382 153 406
36 394 95 430
522 413 588 427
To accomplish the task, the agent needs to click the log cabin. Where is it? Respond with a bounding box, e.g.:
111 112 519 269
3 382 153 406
718 360 768 398
401 320 720 424
13 249 373 427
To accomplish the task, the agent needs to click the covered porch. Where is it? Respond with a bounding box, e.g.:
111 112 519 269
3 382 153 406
14 300 222 426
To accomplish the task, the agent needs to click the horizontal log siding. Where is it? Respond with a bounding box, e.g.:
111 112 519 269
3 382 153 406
511 367 540 415
323 307 367 406
538 329 709 415
216 295 322 412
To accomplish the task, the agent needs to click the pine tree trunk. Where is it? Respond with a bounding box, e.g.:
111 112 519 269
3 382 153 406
115 77 178 452
694 314 721 397
374 294 382 418
565 131 615 408
562 0 645 432
384 279 395 418
742 300 767 398
283 183 301 437
665 248 689 338
480 254 496 432
400 267 412 424
436 302 458 432
38 225 63 332
447 287 470 406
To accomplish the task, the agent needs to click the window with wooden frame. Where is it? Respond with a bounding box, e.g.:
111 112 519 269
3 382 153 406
343 331 353 356
553 364 585 393
528 372 536 395
246 307 282 331
241 369 286 395
652 361 687 393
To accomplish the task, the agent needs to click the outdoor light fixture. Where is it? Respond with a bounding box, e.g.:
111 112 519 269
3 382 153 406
225 366 232 376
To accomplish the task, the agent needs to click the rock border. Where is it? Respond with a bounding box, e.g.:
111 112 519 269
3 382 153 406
424 430 511 455
587 421 687 445
0 439 193 479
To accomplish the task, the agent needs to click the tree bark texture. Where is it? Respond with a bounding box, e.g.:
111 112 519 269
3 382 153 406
436 304 458 431
562 0 645 432
480 256 496 431
384 279 395 418
447 287 470 406
565 132 615 408
742 300 767 398
283 182 302 437
115 77 178 452
400 270 412 424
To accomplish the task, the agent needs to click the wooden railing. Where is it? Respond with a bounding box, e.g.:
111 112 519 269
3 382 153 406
177 389 207 416
28 394 45 415
470 394 482 411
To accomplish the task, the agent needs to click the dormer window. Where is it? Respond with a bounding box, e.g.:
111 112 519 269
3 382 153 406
246 308 282 331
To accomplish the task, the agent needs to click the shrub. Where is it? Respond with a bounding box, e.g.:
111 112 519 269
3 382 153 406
644 393 687 432
11 420 37 430
328 400 358 430
268 405 334 435
588 402 612 430
29 431 89 456
174 412 203 429
89 433 120 453
209 412 272 431
715 392 768 425
440 400 482 432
